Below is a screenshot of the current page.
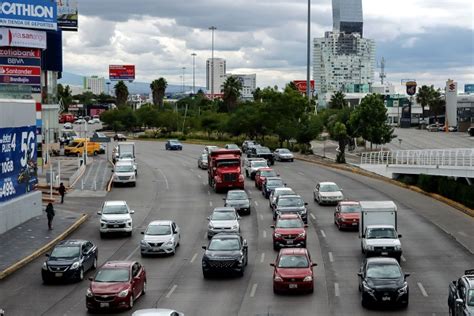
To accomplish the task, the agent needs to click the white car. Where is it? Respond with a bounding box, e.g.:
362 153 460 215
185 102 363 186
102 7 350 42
244 158 268 179
273 148 294 162
63 122 73 129
74 119 86 124
98 201 134 237
113 161 136 187
269 187 296 210
313 181 344 205
207 207 240 239
132 309 184 316
88 118 101 124
140 220 180 256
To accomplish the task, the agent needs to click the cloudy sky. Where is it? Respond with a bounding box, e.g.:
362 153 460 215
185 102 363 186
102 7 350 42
62 0 474 92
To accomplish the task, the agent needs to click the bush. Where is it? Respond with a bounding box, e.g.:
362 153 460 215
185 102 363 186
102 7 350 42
417 174 439 193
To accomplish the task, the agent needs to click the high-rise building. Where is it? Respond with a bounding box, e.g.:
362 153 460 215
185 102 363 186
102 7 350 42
206 58 226 96
313 31 375 96
226 73 257 101
333 0 363 36
83 76 105 95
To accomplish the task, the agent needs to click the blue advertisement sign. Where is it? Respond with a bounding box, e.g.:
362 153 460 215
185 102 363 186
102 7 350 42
0 125 37 203
465 84 474 94
0 0 57 31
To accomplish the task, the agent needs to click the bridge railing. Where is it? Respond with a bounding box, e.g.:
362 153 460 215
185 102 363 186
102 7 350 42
360 148 474 168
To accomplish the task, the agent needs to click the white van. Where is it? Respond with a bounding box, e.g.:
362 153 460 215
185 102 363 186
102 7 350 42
113 161 136 187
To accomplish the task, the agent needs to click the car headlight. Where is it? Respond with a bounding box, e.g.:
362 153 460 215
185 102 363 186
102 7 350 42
363 282 374 293
231 225 239 230
71 261 80 270
140 240 149 247
164 239 174 246
274 275 283 282
298 232 306 238
365 245 374 251
100 219 108 224
394 245 402 251
300 208 307 214
398 283 408 294
208 223 214 229
42 262 48 270
118 289 129 297
303 276 313 282
127 220 132 226
274 233 282 238
86 288 93 298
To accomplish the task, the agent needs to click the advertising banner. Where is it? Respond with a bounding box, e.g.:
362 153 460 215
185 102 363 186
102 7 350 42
0 47 41 92
406 81 417 96
57 0 77 31
0 125 38 203
0 0 57 31
109 65 135 81
292 80 315 94
0 27 47 49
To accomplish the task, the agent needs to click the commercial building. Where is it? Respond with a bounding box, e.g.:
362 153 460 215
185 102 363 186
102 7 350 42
226 73 256 101
333 0 364 36
83 76 105 95
206 58 226 97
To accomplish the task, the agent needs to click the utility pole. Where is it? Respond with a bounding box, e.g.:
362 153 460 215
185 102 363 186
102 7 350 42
191 53 197 94
182 67 186 93
307 0 314 113
209 26 217 99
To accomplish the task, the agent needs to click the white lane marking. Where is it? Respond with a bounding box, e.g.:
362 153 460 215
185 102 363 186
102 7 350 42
125 245 140 261
260 214 264 220
320 230 326 238
203 182 207 186
209 201 213 207
401 255 406 262
310 213 316 220
254 201 259 207
260 252 265 263
197 174 202 179
298 171 305 176
458 231 468 237
328 252 334 263
207 191 210 195
166 284 178 298
204 232 208 239
157 169 169 190
263 230 267 238
190 253 198 263
417 282 428 297
250 283 258 297
334 282 340 297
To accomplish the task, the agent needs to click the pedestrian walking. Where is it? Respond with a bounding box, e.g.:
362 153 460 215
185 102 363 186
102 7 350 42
45 203 55 230
58 182 66 204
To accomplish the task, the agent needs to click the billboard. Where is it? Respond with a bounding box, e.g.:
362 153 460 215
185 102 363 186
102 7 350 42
0 47 41 93
0 27 47 49
465 84 474 94
57 0 78 31
0 0 57 31
0 125 38 203
293 80 315 94
109 65 135 81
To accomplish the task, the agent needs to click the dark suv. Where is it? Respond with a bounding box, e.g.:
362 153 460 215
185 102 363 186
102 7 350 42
202 233 248 278
42 239 98 283
273 194 308 223
248 146 274 165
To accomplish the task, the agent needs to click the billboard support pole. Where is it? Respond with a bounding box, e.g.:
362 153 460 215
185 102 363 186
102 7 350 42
49 163 53 200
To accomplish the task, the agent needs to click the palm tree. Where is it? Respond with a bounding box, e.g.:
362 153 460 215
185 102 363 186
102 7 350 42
150 77 167 108
114 81 129 107
222 76 242 112
329 91 347 109
430 88 445 122
416 85 435 121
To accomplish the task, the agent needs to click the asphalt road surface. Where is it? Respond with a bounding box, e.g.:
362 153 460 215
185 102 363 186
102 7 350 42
0 141 473 316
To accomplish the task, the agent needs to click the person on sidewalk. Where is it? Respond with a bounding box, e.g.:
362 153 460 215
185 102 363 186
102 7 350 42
58 183 66 204
45 203 55 230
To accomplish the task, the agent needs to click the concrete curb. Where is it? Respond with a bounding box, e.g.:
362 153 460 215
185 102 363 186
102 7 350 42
0 213 89 280
295 155 474 218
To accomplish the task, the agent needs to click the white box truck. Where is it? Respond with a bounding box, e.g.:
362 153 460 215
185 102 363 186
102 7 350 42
359 201 402 261
116 142 137 175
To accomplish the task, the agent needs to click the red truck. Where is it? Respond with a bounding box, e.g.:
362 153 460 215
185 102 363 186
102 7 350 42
59 113 75 123
208 149 244 192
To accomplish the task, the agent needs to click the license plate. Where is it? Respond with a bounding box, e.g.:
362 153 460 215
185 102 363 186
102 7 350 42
381 252 388 255
352 222 357 226
113 224 119 228
287 240 293 245
289 284 298 289
382 296 391 301
100 303 109 308
55 273 63 277
152 247 161 251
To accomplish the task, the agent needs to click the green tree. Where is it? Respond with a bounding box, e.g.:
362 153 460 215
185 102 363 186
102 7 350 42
416 85 436 121
136 104 159 128
58 84 73 112
429 88 445 122
150 78 167 108
252 87 263 102
331 122 348 163
222 76 242 112
114 81 129 107
296 115 324 153
329 91 347 109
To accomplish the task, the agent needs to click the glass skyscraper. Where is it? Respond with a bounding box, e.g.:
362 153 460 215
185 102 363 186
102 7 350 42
332 0 363 36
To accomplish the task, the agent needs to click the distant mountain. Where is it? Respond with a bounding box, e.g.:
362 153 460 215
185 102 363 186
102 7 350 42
59 72 204 95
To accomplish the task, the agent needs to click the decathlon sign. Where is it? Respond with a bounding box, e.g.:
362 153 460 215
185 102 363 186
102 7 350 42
0 0 57 31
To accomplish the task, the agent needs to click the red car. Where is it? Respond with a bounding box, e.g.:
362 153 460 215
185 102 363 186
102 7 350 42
86 261 146 312
334 201 361 230
271 214 307 250
271 248 317 294
255 168 278 190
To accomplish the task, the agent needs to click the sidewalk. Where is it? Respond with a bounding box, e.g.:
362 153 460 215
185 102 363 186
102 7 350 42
0 209 87 279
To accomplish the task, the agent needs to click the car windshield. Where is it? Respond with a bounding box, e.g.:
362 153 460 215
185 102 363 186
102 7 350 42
208 238 240 251
170 141 180 145
120 153 133 159
340 204 362 213
217 159 239 168
276 190 295 197
278 149 291 154
50 246 80 259
227 191 248 200
226 144 239 149
103 204 128 214
267 180 283 187
146 225 171 235
366 228 397 239
94 268 130 282
467 289 474 306
276 219 303 228
252 161 267 168
201 154 208 160
278 255 309 268
320 184 340 192
261 170 277 177
115 165 134 172
211 211 237 220
366 263 402 279
278 197 304 207
257 148 271 154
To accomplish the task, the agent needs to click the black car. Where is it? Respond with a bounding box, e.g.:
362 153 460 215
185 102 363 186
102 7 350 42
224 190 251 215
202 233 248 278
273 194 308 223
165 139 183 150
468 127 474 137
448 269 474 316
42 240 98 283
248 146 274 165
358 257 409 308
262 177 284 199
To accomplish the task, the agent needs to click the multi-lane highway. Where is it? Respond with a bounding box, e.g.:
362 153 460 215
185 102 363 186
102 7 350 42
0 141 473 316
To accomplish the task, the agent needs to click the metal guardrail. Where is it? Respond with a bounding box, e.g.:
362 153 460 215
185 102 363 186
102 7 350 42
360 148 474 168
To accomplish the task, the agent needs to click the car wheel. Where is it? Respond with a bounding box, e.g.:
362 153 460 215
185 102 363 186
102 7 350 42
42 276 49 285
361 295 369 308
128 231 132 237
100 232 106 238
128 295 134 309
93 151 98 156
290 159 294 162
203 270 211 279
308 286 314 294
92 257 97 270
140 252 146 257
238 268 244 277
273 286 279 295
273 243 279 251
78 268 84 281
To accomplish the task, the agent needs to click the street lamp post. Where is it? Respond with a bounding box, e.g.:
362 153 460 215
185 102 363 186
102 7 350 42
209 26 217 99
191 53 197 94
307 0 313 112
181 67 186 93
